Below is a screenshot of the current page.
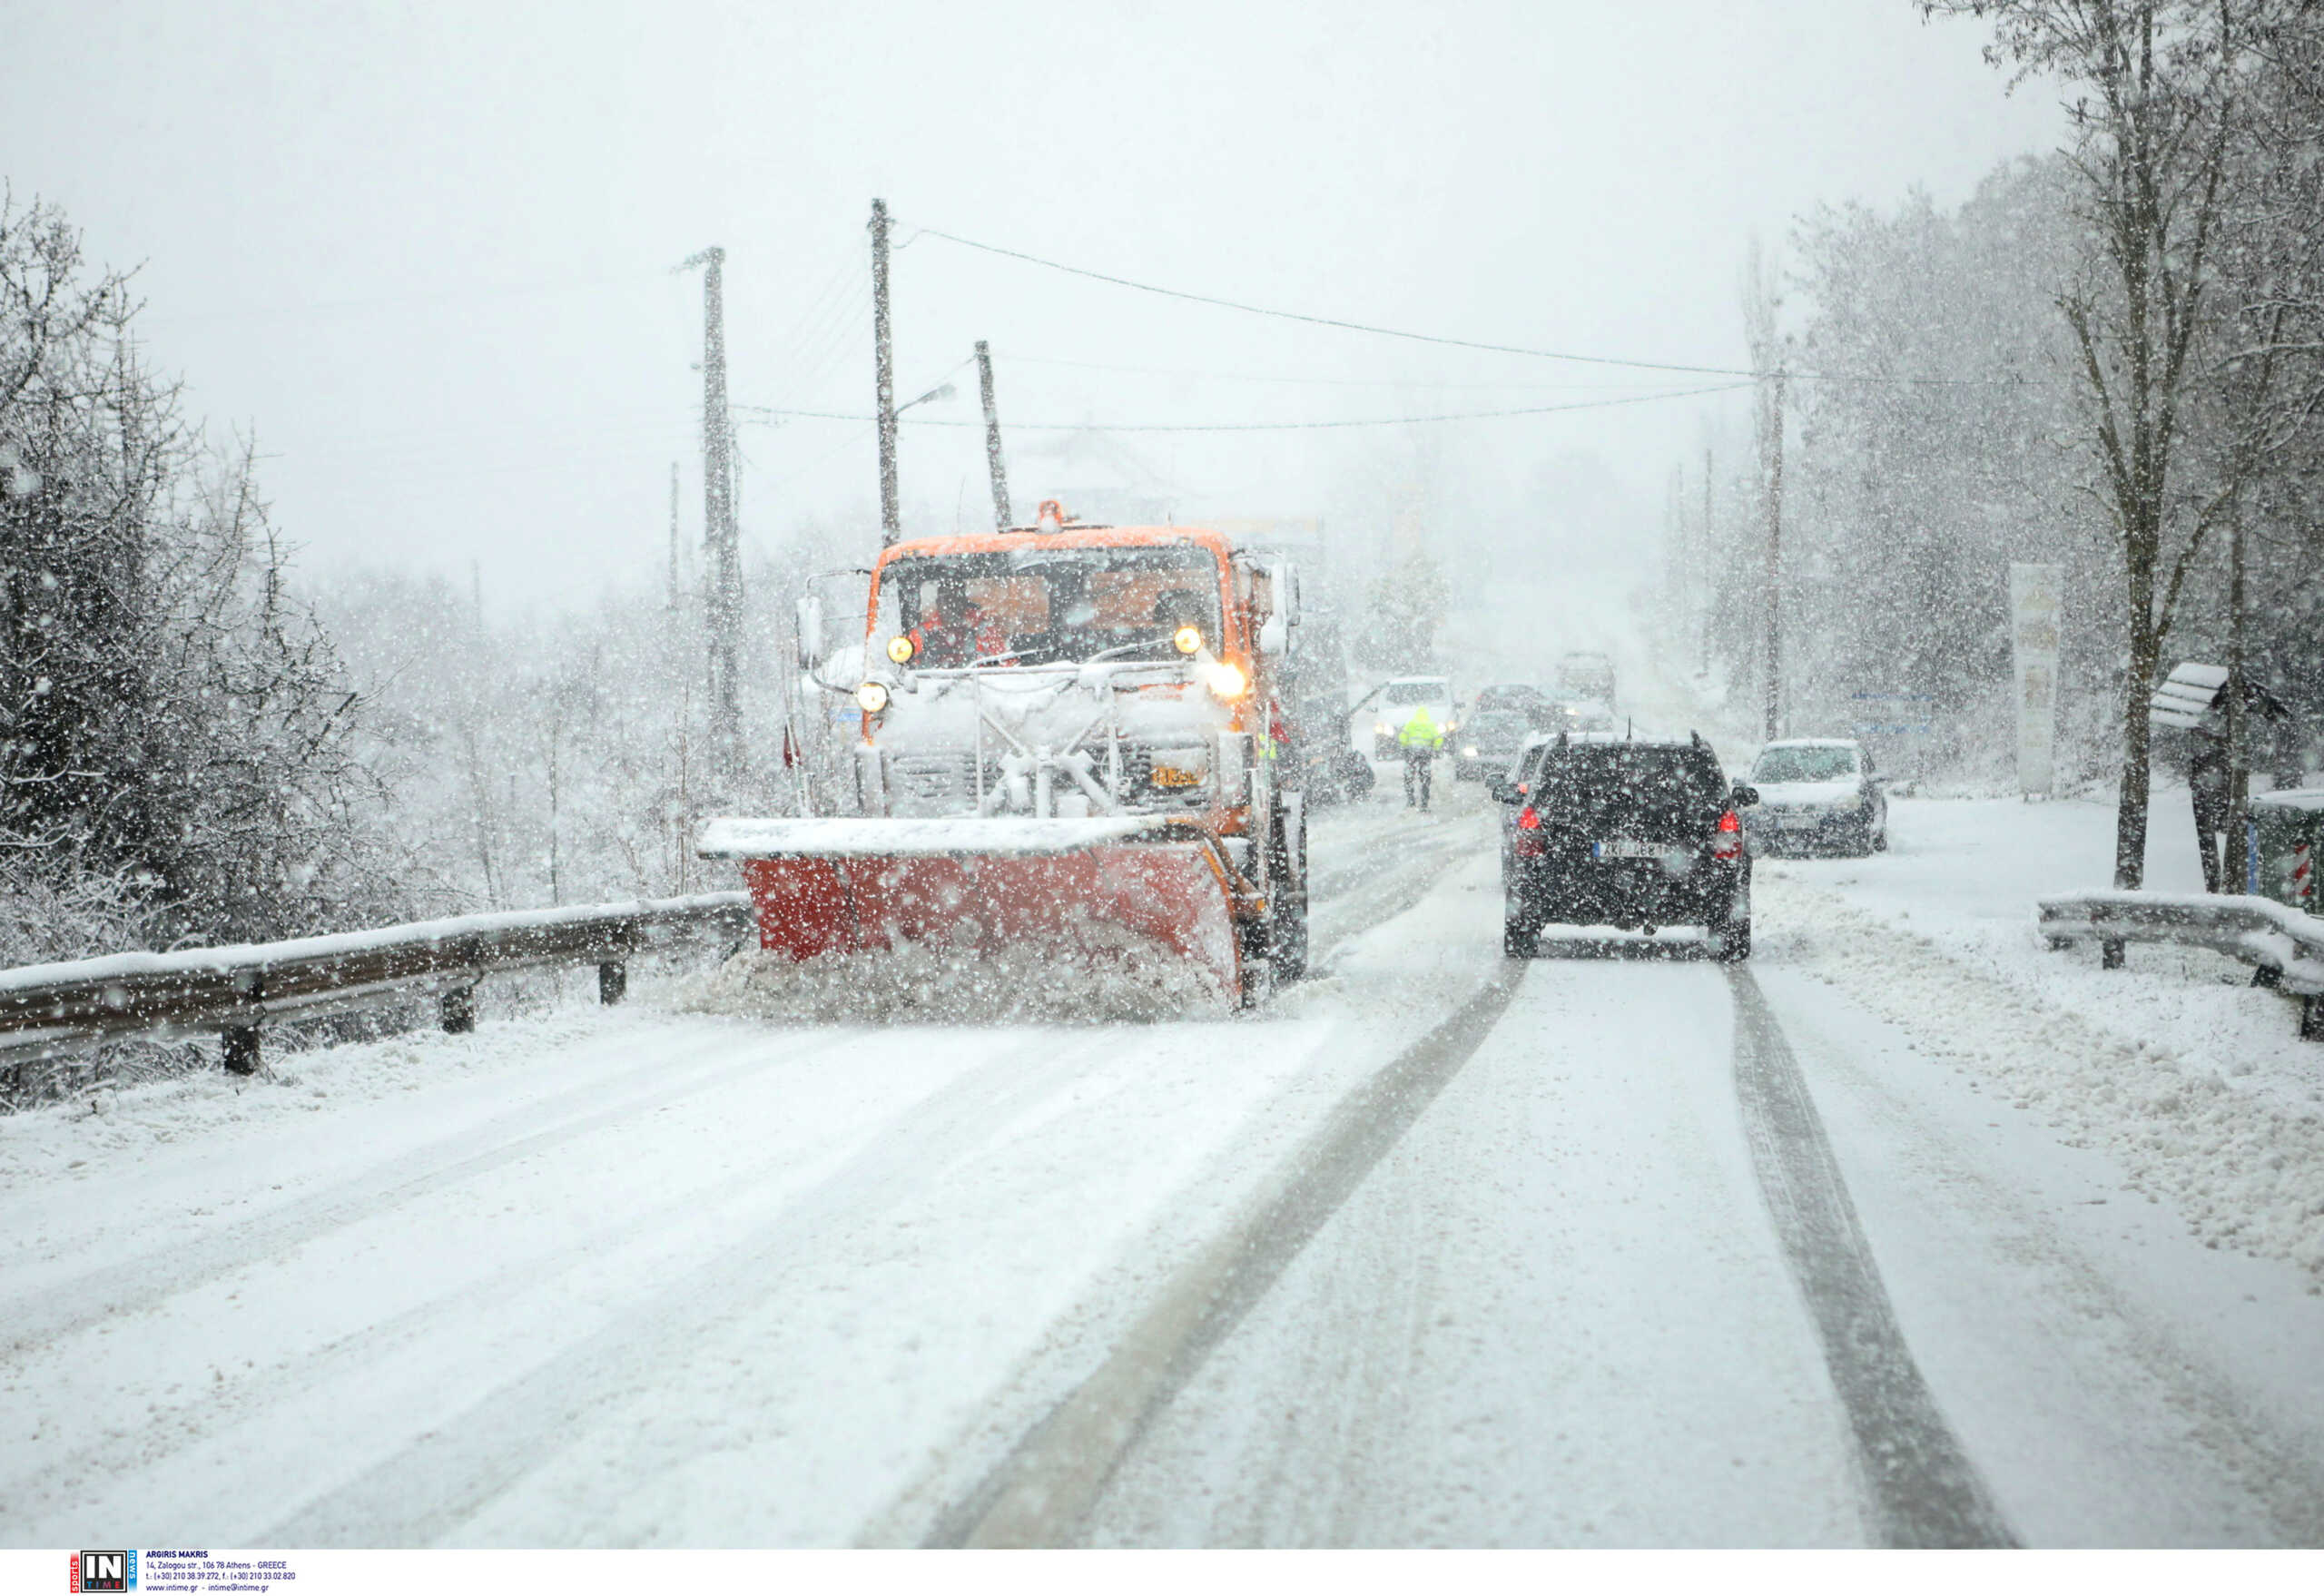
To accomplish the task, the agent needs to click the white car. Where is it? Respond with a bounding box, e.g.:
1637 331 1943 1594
1363 675 1458 760
1745 738 1888 856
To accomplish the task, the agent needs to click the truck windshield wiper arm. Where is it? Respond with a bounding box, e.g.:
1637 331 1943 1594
1079 636 1179 665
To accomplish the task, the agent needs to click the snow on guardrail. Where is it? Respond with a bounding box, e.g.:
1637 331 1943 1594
0 891 754 1074
2038 890 2324 1040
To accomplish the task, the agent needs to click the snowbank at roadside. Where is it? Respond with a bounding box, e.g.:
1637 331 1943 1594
678 926 1233 1026
0 1007 627 1195
1757 792 2324 1282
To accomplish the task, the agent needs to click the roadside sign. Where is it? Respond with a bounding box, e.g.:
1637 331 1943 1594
2010 562 2062 797
2150 661 2229 731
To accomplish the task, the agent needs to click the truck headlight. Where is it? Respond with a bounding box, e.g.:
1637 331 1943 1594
886 635 916 665
856 680 890 713
1201 658 1247 700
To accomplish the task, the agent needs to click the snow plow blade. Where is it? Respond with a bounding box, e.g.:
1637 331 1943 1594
697 816 1252 1006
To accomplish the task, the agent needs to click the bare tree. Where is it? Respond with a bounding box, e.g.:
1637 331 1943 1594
1930 0 2255 897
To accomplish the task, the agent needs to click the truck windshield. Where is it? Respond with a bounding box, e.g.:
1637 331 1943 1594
875 545 1223 668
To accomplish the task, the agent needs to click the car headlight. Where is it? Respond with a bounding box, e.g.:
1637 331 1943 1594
856 680 890 714
1374 721 1392 735
1462 746 1478 758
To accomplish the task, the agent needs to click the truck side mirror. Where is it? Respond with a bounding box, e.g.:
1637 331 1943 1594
1257 560 1296 656
794 595 824 673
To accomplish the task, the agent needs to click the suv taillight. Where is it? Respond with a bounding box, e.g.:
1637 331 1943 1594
1514 804 1545 857
1517 805 1541 830
1711 808 1742 861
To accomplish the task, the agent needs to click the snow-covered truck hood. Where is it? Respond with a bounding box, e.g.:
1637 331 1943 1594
875 664 1223 748
858 661 1244 819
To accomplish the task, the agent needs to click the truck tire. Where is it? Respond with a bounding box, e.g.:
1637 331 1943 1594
1265 799 1309 984
1503 907 1540 960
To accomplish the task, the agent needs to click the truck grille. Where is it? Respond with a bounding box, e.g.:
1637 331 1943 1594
1121 746 1212 811
888 752 983 815
883 745 1212 814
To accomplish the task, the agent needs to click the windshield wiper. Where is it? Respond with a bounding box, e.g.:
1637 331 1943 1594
1080 635 1181 665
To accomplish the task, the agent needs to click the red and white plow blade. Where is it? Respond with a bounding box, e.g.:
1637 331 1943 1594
697 816 1246 1007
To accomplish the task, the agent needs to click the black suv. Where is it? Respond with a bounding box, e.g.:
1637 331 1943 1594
1490 732 1758 961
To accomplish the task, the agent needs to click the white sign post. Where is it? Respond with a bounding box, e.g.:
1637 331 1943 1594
2009 562 2062 799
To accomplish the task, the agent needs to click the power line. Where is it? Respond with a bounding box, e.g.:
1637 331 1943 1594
992 349 1698 392
732 381 1752 433
904 222 1755 378
906 221 2047 389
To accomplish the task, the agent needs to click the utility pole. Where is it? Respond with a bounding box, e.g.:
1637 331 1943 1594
1700 447 1714 677
1759 372 1786 741
1665 464 1686 643
683 245 743 793
871 198 901 545
976 340 1011 529
666 461 681 612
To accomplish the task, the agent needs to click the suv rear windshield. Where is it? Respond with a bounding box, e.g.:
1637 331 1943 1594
1522 744 1728 834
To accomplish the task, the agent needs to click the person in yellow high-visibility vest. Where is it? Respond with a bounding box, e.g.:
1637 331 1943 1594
1397 704 1445 810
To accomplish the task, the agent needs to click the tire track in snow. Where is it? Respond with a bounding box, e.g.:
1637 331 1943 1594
0 1026 856 1361
1726 967 2016 1548
0 1079 926 1534
1304 813 1485 974
257 1029 1145 1545
924 961 1525 1548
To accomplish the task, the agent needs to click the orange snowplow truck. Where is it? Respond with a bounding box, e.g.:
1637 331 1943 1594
700 501 1309 1007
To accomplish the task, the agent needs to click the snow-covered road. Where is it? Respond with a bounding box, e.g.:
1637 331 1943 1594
5 786 2323 1546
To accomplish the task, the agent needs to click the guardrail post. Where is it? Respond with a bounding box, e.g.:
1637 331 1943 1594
440 984 478 1034
598 961 627 1005
2101 937 2125 970
222 1025 261 1076
2303 994 2322 1044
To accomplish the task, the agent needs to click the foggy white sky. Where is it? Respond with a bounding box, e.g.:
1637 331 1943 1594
5 1 2062 614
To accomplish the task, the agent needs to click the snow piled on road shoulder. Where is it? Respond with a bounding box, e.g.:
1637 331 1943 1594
1757 864 2324 1283
678 929 1230 1026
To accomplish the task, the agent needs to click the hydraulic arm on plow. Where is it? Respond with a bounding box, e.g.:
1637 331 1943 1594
700 504 1310 1008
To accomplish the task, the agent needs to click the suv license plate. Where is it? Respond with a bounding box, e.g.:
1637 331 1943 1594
1593 838 1665 860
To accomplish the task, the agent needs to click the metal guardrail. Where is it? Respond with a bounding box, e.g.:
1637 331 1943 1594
0 891 755 1074
2038 890 2324 1041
